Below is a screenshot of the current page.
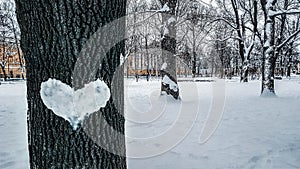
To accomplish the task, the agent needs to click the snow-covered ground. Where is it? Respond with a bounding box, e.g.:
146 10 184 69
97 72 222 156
126 76 300 169
1 76 300 169
0 81 29 169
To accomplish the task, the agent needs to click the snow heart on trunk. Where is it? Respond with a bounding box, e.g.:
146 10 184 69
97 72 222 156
40 78 111 130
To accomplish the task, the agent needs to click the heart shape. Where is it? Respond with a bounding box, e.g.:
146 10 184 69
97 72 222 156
40 78 110 130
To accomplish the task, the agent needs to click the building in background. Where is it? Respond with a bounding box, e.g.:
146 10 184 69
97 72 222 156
0 39 25 79
0 1 26 79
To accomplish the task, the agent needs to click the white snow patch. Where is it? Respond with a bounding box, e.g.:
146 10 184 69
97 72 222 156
40 78 110 130
168 17 176 24
163 26 169 36
261 88 277 97
159 3 170 12
161 62 167 70
162 75 178 92
120 53 125 65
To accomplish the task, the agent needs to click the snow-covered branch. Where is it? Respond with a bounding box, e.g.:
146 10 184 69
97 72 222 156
277 29 300 51
128 3 170 28
158 3 170 12
269 9 300 17
245 40 254 59
209 18 237 30
210 36 242 42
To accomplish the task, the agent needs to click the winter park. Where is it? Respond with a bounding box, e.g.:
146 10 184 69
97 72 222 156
1 0 300 169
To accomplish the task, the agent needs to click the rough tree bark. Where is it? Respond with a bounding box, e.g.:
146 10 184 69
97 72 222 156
15 0 127 168
160 0 179 99
260 0 277 95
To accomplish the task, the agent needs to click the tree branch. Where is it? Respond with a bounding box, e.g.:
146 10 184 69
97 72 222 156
277 29 300 51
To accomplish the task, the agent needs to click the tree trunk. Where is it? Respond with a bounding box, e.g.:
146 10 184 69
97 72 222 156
0 65 7 81
9 16 25 80
1 42 7 81
231 0 247 82
274 0 288 78
287 51 292 77
133 7 138 82
280 54 284 77
287 64 291 77
261 0 277 95
241 61 249 82
192 25 196 78
160 0 179 99
15 0 127 168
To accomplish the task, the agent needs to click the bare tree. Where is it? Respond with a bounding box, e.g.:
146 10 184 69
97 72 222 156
215 0 259 82
184 1 214 77
260 0 300 95
212 21 235 78
0 7 11 81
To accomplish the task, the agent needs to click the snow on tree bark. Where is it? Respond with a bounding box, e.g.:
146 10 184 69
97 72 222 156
15 0 127 168
261 0 277 95
260 0 300 95
159 0 179 99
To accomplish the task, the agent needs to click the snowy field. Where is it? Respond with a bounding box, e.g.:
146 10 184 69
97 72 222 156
126 76 300 169
0 81 28 169
1 76 300 169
